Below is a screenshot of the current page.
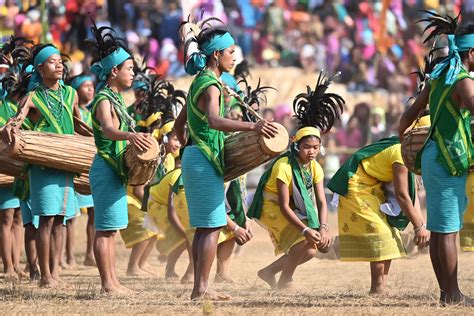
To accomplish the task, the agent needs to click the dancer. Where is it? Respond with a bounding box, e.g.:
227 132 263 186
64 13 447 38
69 74 96 266
399 12 474 305
175 16 277 300
87 21 152 293
249 72 339 290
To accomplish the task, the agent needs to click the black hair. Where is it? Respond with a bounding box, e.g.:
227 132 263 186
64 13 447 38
293 71 344 135
234 60 250 81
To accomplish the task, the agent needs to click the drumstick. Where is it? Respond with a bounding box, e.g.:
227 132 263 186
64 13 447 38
221 83 263 121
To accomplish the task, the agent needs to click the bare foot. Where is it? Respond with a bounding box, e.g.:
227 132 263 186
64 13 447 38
15 269 29 279
60 262 71 270
276 280 299 292
83 256 96 267
126 267 147 277
4 271 19 281
442 293 474 307
180 274 193 285
139 266 157 276
39 277 58 288
214 273 234 284
191 289 231 301
369 286 385 296
66 260 78 270
116 283 136 294
258 268 276 289
165 271 179 279
30 268 41 282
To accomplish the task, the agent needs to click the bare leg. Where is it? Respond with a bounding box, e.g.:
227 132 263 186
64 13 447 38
109 232 132 293
84 208 96 266
0 208 16 278
126 239 150 276
190 227 230 300
50 216 65 282
65 218 77 269
138 236 157 273
215 238 235 283
181 242 194 284
429 233 446 301
93 230 118 293
370 260 391 295
438 232 463 304
24 224 40 281
37 216 57 287
277 241 317 289
166 242 186 279
12 209 26 277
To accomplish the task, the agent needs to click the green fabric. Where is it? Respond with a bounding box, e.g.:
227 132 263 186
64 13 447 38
327 137 415 231
80 107 92 127
247 151 320 229
171 174 184 194
186 70 226 175
226 178 247 227
91 88 129 183
414 69 473 176
0 99 34 129
12 177 29 201
327 137 400 196
31 84 75 134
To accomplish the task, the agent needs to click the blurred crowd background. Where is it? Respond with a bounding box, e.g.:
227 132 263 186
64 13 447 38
2 0 474 187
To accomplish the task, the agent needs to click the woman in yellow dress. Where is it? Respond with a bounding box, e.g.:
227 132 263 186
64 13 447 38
328 136 429 294
249 72 342 290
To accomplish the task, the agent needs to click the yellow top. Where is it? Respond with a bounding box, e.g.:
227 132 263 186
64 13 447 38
410 115 431 129
263 157 324 196
360 144 404 183
149 169 181 206
163 153 176 174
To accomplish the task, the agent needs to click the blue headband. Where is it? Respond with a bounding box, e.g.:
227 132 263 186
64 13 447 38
27 46 61 92
430 34 474 85
185 32 235 75
132 80 149 91
71 75 93 90
90 47 131 91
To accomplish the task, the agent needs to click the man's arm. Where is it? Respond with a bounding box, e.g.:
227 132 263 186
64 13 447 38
398 85 430 138
454 78 474 112
2 94 33 145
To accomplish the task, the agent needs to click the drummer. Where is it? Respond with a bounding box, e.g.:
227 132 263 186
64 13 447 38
248 72 341 290
1 42 90 287
87 24 152 294
175 19 277 300
69 73 96 266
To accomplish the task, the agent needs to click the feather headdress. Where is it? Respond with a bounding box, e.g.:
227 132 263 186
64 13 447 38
293 71 344 134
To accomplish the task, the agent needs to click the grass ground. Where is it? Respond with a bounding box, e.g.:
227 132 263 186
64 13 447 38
1 213 473 315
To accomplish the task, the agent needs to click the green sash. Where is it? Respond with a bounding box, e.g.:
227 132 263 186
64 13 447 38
80 108 93 127
247 152 320 229
0 99 34 129
91 88 129 183
186 70 226 175
13 177 29 201
414 69 473 176
31 84 75 134
226 178 247 227
327 137 415 231
171 173 184 194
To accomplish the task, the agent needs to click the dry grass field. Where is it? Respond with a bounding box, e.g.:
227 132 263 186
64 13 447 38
1 212 473 315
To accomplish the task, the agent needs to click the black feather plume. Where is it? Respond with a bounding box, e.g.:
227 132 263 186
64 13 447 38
237 77 276 122
417 10 460 43
293 71 344 134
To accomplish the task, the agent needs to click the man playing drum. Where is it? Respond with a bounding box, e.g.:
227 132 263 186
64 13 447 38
87 22 152 294
175 18 277 300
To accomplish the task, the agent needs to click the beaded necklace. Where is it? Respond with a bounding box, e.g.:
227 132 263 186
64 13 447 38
42 85 64 122
103 85 136 131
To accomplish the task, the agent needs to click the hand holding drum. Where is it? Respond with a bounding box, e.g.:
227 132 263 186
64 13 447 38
254 119 278 139
128 132 153 152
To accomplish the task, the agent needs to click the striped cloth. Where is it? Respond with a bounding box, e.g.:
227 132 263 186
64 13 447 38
76 193 94 209
90 155 128 231
29 165 75 217
422 140 467 233
182 146 226 228
0 186 20 210
20 199 39 228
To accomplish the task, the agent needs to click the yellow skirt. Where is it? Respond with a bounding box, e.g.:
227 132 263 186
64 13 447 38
461 173 474 251
218 227 235 244
148 192 195 256
259 193 305 255
338 166 406 262
120 195 158 249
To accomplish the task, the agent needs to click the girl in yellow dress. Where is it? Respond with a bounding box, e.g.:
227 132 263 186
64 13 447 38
249 72 342 290
328 137 429 294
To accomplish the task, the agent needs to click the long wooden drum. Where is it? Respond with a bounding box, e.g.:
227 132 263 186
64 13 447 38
124 137 160 186
0 153 25 177
74 173 91 195
224 122 289 182
0 174 15 187
401 126 429 175
3 130 96 174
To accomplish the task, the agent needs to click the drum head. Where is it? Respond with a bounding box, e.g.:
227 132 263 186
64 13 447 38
260 123 289 155
135 136 159 160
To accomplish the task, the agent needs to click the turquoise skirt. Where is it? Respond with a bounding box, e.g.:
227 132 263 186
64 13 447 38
182 146 226 228
76 193 94 208
29 166 75 217
21 199 39 228
0 186 20 210
90 155 128 231
64 194 81 221
421 140 467 233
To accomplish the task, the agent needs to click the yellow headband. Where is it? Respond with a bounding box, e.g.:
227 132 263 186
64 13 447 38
159 120 175 137
294 127 320 142
145 112 162 127
137 120 146 127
